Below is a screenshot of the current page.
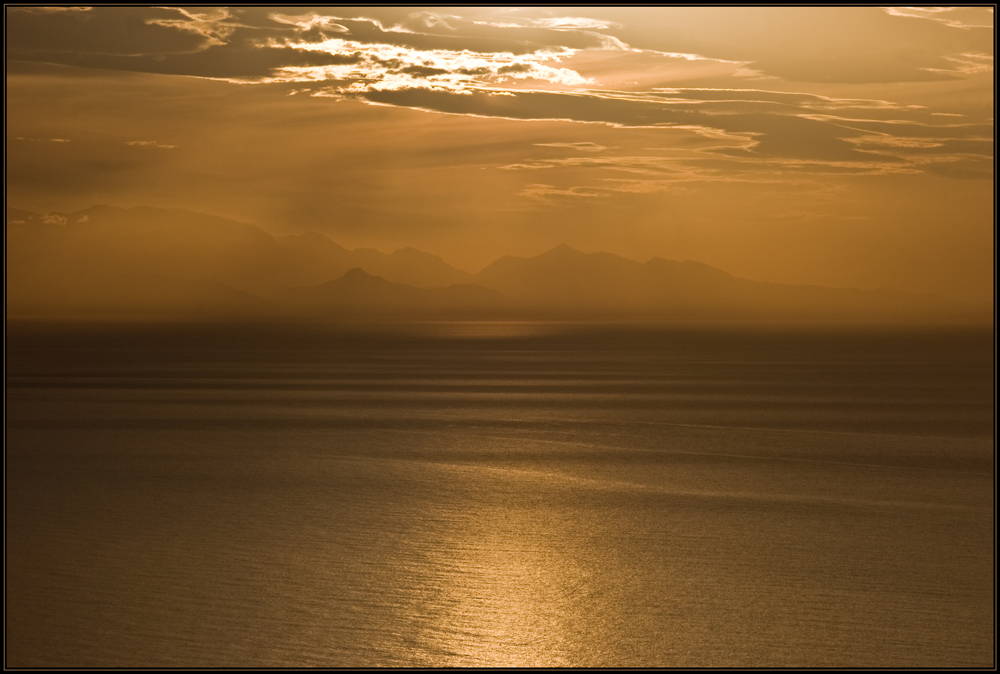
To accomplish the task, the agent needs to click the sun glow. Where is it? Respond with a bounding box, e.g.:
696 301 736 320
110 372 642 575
275 37 593 91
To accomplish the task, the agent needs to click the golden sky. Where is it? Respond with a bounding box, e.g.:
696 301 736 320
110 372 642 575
5 6 994 302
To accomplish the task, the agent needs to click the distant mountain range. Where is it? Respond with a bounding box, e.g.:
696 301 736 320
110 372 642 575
5 205 988 322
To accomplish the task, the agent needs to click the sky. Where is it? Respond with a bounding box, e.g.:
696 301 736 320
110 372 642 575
5 6 995 302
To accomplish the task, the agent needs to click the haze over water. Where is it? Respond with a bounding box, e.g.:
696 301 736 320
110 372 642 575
6 320 993 668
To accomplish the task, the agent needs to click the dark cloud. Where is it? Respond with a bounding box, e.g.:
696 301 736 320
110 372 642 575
359 88 695 126
456 67 493 76
371 57 404 69
4 7 622 82
8 6 992 90
354 87 900 164
6 6 212 55
398 65 450 78
5 7 371 79
11 46 362 79
498 63 534 75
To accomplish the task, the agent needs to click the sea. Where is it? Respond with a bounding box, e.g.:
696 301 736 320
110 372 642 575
5 319 994 667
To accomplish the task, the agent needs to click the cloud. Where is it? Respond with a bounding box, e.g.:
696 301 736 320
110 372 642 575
925 158 994 180
277 36 593 90
6 6 213 56
522 183 607 200
501 155 678 176
8 6 994 88
268 11 610 54
535 142 609 151
11 45 367 81
5 7 610 86
7 6 92 15
475 84 993 199
346 86 954 167
13 137 70 142
797 114 994 142
651 88 913 112
530 17 619 30
499 146 925 203
126 141 177 149
923 52 993 76
5 8 372 78
6 8 992 193
577 6 995 83
883 7 995 30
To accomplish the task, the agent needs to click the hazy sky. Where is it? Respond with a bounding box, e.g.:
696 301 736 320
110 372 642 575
6 6 994 301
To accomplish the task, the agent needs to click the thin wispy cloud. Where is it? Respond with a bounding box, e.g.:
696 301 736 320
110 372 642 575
883 7 995 30
534 142 610 151
126 140 178 149
925 52 993 76
13 137 71 142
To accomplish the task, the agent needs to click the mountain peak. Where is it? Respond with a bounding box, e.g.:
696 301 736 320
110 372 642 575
341 267 374 279
6 206 39 222
538 243 581 258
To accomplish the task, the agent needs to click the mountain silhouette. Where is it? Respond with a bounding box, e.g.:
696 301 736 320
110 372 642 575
5 205 985 321
275 233 474 289
476 245 643 306
280 268 508 317
473 245 967 319
7 206 476 315
7 205 299 298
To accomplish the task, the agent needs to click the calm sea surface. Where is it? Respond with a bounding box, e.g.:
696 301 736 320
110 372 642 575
6 321 994 667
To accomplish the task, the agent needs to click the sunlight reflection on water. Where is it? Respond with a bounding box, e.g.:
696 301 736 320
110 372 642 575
400 460 593 668
5 322 994 667
377 320 573 339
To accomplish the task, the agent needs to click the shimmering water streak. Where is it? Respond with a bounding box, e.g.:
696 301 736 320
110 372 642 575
5 321 994 667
